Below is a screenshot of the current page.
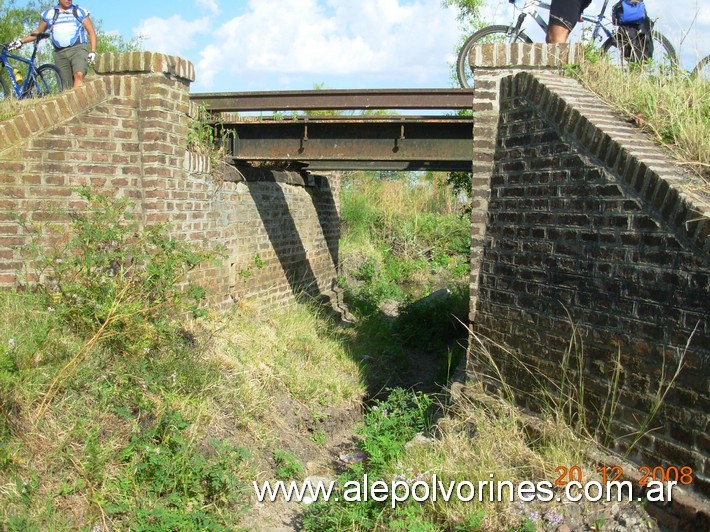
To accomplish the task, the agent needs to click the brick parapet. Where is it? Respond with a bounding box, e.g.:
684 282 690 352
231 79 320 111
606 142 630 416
470 43 583 70
515 72 709 254
0 77 111 156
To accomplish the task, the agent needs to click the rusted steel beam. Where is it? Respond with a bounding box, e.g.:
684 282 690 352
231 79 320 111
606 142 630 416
218 115 473 172
190 89 474 112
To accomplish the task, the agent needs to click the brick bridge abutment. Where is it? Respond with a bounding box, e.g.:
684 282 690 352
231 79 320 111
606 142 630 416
466 43 709 522
0 52 341 311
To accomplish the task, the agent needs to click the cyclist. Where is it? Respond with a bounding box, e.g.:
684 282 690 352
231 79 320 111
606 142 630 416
8 1 97 90
547 0 592 43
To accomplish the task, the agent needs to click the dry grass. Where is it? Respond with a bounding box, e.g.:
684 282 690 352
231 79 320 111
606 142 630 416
198 302 365 443
0 292 366 526
0 94 61 122
575 59 710 194
397 386 595 530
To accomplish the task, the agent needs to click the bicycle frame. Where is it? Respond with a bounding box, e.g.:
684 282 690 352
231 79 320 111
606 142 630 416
507 0 613 44
0 51 38 98
0 33 50 98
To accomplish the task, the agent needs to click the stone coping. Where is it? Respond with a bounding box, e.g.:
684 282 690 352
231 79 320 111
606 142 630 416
94 52 195 82
470 43 584 70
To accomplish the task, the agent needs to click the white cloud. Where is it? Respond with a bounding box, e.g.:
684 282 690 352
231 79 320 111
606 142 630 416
194 0 459 89
133 14 212 55
196 0 221 15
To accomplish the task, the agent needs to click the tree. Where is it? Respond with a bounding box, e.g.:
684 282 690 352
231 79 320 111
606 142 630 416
0 0 39 45
441 1 484 215
442 0 485 25
0 0 142 56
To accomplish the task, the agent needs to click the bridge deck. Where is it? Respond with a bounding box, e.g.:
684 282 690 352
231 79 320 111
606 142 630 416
190 88 474 112
190 89 475 171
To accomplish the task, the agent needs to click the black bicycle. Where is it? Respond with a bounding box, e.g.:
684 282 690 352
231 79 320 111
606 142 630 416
1 33 64 99
691 54 710 80
457 0 678 88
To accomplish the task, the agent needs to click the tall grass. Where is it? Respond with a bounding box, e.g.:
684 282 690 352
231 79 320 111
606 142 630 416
574 58 710 192
339 173 470 317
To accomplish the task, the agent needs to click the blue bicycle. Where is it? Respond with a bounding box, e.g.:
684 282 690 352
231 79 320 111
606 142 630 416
1 33 64 99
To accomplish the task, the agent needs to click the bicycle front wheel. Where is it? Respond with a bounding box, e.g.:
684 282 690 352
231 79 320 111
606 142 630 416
27 64 64 98
691 54 710 80
601 29 678 74
456 25 532 88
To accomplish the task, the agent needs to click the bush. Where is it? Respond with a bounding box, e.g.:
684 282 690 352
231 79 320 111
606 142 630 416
18 185 215 356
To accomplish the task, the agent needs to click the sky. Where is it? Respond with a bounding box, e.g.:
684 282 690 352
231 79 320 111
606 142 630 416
18 1 710 92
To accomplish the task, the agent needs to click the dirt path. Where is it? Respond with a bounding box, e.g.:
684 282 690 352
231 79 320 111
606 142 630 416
237 339 447 531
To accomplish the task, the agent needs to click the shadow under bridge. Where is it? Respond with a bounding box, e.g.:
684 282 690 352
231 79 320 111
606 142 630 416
189 89 475 172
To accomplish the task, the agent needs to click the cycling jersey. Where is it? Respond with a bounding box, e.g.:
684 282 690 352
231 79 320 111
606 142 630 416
41 5 91 49
549 0 592 31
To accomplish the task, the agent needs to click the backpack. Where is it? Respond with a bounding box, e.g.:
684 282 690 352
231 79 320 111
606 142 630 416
50 5 81 26
612 1 654 62
612 0 646 25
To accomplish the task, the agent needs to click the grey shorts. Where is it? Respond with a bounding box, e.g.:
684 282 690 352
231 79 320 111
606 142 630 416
53 43 89 89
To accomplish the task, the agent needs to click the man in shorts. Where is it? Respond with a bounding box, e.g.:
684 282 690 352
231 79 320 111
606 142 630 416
547 0 592 43
9 0 97 90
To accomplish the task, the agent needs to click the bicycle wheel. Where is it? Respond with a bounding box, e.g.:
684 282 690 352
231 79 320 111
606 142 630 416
601 29 678 74
691 54 710 80
456 25 532 89
27 63 63 98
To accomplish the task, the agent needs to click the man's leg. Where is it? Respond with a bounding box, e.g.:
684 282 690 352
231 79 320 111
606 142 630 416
547 0 578 43
73 71 85 88
68 45 89 88
546 23 570 43
52 49 73 90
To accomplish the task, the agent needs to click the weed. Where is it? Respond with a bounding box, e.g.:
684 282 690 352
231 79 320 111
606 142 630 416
312 431 326 445
107 410 249 529
187 104 231 171
19 186 213 353
573 58 710 189
303 388 434 531
272 449 304 480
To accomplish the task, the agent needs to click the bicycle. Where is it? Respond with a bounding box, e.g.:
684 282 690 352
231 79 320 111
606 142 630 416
1 32 64 100
456 0 678 88
691 54 709 80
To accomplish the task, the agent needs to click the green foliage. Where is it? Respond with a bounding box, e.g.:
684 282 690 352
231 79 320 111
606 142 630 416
18 185 214 356
0 0 39 46
96 31 143 54
442 0 485 24
573 58 710 186
187 105 232 170
446 170 472 215
359 388 434 475
339 174 470 318
272 449 304 480
302 388 435 531
108 410 249 529
344 257 407 316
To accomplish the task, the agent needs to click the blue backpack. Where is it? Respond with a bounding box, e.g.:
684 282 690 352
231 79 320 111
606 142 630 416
611 1 653 61
612 0 647 25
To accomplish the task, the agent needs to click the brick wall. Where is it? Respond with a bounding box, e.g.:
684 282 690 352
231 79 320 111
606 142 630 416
0 52 339 309
468 44 710 503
